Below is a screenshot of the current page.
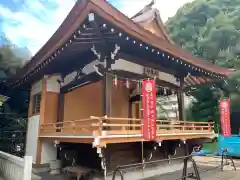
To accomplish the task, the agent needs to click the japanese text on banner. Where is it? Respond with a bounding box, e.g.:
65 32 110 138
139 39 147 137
142 79 156 140
219 99 231 137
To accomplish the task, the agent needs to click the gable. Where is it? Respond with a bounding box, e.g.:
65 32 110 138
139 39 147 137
138 20 168 41
132 9 173 43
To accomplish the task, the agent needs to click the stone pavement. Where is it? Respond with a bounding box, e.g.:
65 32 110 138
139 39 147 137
145 165 240 180
145 156 240 180
33 156 240 180
35 165 240 180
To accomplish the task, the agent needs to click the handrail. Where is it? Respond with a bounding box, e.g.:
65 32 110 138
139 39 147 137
102 117 213 124
41 117 100 126
39 116 214 137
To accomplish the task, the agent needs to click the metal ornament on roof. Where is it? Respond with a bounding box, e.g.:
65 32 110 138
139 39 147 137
111 44 120 60
90 45 105 76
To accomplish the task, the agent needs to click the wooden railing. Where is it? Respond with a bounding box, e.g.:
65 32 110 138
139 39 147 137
40 117 101 136
39 116 214 137
99 117 214 136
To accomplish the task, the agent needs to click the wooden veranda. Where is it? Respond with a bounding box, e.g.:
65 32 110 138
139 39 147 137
39 116 215 147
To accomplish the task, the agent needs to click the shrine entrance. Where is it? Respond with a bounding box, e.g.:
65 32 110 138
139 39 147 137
131 101 140 119
131 101 141 130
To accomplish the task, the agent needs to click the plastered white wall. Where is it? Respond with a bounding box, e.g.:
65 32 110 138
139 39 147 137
111 59 180 86
46 75 61 93
25 115 40 164
26 79 43 164
61 59 99 87
31 80 43 96
40 140 57 164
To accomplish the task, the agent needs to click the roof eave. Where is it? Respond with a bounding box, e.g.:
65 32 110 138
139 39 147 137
9 0 232 87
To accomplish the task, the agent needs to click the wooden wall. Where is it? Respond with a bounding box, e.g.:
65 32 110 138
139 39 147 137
110 85 130 117
63 80 131 121
63 81 103 121
43 92 59 124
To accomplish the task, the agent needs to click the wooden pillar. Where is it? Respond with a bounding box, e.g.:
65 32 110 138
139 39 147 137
35 75 60 164
102 73 111 116
35 78 47 164
57 93 64 122
128 100 132 118
177 76 185 121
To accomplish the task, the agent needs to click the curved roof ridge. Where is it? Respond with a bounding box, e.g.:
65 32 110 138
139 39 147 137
9 0 234 87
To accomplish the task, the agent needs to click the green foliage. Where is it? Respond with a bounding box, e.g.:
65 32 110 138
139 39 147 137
203 141 218 153
0 35 24 75
166 0 240 129
166 0 240 68
0 34 28 116
189 85 220 123
0 34 28 155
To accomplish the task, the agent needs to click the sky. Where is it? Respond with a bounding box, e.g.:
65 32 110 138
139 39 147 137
0 0 193 55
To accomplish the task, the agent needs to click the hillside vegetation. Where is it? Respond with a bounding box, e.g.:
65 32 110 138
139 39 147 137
166 0 240 132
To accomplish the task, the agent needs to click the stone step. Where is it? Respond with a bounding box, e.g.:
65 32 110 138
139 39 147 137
31 173 42 180
32 163 50 174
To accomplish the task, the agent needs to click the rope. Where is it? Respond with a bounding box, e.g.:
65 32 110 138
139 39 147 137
106 72 174 90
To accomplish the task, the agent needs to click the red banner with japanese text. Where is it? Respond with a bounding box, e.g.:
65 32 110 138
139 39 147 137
219 99 231 137
141 79 157 140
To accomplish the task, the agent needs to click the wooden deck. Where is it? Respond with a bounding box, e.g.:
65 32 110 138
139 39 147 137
39 116 215 147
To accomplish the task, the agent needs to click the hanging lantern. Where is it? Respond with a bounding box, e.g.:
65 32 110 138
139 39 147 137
113 75 118 87
163 88 167 95
118 80 124 87
137 80 141 93
125 79 130 89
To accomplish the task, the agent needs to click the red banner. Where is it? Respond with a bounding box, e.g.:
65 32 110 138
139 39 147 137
219 99 231 137
142 79 157 140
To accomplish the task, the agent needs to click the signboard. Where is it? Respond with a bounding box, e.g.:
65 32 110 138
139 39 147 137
143 67 159 78
219 99 231 137
141 79 157 140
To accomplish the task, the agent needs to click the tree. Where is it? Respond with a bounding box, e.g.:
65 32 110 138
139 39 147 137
0 34 29 116
165 0 240 132
0 34 29 156
0 34 25 74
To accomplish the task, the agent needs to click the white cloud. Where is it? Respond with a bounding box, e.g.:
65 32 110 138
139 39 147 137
0 0 193 55
0 0 75 54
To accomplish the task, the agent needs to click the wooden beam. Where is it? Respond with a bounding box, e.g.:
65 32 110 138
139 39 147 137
120 53 177 76
60 72 101 93
57 93 64 123
102 73 112 116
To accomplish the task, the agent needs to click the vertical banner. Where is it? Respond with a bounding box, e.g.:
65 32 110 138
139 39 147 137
219 99 231 137
142 79 157 140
